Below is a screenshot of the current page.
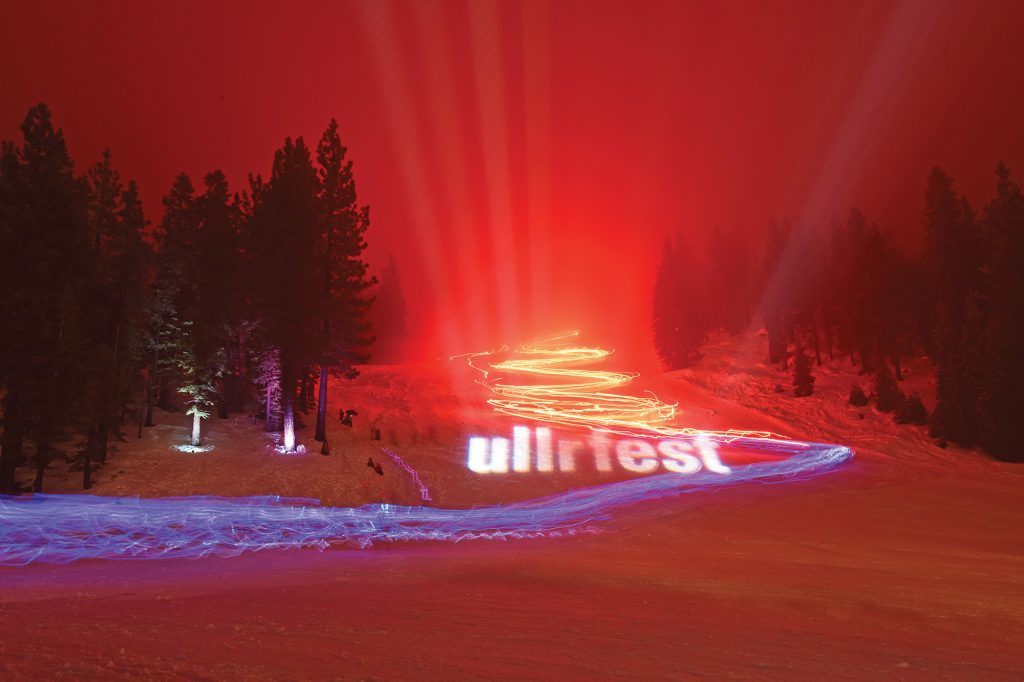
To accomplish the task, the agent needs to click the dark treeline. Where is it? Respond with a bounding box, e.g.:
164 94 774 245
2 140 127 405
653 164 1024 462
0 104 377 493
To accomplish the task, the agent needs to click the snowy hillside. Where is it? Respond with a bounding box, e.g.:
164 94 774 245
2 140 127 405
4 329 1023 680
34 328 1017 507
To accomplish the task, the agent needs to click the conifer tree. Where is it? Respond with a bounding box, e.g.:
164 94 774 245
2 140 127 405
873 361 904 413
652 235 707 368
313 120 374 442
925 168 986 444
792 346 815 397
978 163 1024 460
149 174 197 416
895 393 929 426
249 137 322 452
0 104 91 492
79 152 149 482
848 385 869 407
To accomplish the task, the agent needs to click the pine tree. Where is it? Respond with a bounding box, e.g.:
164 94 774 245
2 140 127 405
925 168 986 444
78 151 149 484
652 234 709 368
253 347 282 432
873 361 904 413
313 120 374 442
848 385 869 407
896 393 928 426
149 174 197 415
792 347 815 397
0 104 91 492
978 163 1024 460
249 137 323 452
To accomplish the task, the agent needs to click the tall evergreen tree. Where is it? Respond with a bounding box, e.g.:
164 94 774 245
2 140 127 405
249 137 322 452
979 163 1024 460
873 361 904 413
792 346 815 397
925 168 986 445
148 173 197 418
652 234 708 368
0 104 91 492
78 152 149 486
313 120 374 443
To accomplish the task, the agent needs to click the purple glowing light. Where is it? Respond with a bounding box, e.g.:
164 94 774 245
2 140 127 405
0 438 851 566
377 444 432 501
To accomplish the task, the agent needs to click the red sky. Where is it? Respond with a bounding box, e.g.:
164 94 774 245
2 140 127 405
2 0 1022 364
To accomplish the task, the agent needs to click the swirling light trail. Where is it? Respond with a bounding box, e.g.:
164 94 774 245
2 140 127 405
377 444 432 501
0 439 849 565
455 331 783 444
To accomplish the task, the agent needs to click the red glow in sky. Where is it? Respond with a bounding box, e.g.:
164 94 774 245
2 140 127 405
2 0 1022 363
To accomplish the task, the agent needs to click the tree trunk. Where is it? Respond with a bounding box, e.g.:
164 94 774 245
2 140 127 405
83 432 93 490
217 396 229 419
282 363 296 453
137 377 145 438
265 382 274 433
158 384 169 410
315 365 328 442
96 420 109 464
233 325 248 412
191 410 202 447
299 366 310 413
145 348 157 426
0 389 24 494
33 443 49 493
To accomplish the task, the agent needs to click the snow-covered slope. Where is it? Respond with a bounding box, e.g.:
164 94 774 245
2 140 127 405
4 330 1021 680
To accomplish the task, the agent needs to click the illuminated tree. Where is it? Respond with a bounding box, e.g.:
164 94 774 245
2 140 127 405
150 172 234 449
150 173 197 415
248 137 322 452
252 346 282 432
175 321 222 448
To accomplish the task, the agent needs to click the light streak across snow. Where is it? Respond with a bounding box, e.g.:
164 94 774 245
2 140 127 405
0 439 850 565
455 331 786 443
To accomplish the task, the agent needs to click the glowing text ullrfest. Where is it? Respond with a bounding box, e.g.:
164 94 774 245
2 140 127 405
467 426 731 475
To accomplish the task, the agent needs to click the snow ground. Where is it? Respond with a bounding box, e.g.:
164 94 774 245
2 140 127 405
1 331 1022 679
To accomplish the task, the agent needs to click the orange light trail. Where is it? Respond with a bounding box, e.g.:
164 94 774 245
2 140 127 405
454 331 786 443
